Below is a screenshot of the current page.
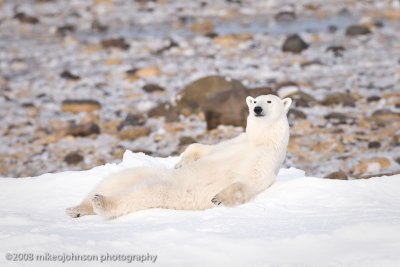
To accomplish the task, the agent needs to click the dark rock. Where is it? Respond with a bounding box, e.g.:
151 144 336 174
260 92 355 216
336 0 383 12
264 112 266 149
326 46 345 57
327 25 337 33
274 11 297 22
321 93 356 107
56 25 75 36
368 141 381 149
14 12 39 24
204 32 218 38
64 152 84 165
21 102 35 108
125 68 138 75
175 75 246 115
324 112 348 124
204 87 274 129
325 170 348 180
282 34 309 54
142 83 165 93
367 95 381 102
101 38 130 50
118 113 145 131
66 122 100 137
156 39 179 54
61 99 101 113
374 20 384 28
92 20 108 32
301 60 323 68
345 25 371 36
60 70 80 80
395 157 400 165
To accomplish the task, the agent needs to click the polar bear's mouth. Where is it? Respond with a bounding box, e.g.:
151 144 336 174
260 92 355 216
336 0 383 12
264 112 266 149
255 114 265 117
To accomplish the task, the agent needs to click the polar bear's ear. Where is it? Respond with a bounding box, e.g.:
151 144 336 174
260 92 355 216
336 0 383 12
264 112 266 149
282 98 292 114
246 96 254 107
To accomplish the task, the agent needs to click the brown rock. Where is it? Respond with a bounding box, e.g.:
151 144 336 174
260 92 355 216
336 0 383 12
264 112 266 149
371 110 400 123
142 83 165 93
14 12 39 24
136 66 161 78
66 122 100 137
322 93 356 107
64 152 84 165
285 91 317 107
346 25 371 36
325 170 348 180
61 99 101 113
118 126 151 140
101 37 130 50
190 20 214 33
60 70 80 80
212 34 252 48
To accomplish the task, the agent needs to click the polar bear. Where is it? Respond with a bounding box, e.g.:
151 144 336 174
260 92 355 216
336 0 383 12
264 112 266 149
66 95 292 219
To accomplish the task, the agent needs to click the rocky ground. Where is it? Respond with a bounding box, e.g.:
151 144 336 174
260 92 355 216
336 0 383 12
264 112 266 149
0 0 399 178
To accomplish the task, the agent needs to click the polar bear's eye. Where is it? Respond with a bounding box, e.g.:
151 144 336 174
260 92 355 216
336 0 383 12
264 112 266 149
267 101 271 103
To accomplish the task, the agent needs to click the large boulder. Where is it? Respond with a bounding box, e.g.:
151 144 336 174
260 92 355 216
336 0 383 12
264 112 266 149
203 87 274 130
175 75 246 115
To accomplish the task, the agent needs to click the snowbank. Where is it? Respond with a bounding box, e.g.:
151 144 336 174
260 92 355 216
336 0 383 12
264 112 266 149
1 151 400 267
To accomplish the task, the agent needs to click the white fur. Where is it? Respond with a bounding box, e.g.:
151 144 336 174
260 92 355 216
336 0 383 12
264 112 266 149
66 95 292 219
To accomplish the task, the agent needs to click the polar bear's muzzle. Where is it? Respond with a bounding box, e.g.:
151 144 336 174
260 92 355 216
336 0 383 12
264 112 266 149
254 106 264 117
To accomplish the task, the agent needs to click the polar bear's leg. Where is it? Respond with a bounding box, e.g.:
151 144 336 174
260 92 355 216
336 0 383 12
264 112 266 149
175 143 212 169
90 183 171 219
66 201 94 218
66 167 161 218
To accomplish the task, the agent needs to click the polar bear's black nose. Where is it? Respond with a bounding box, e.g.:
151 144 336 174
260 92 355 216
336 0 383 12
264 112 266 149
254 106 263 115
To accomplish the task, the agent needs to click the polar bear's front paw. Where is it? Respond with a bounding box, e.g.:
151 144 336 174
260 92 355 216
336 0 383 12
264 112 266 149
174 160 184 169
174 155 194 169
211 196 222 206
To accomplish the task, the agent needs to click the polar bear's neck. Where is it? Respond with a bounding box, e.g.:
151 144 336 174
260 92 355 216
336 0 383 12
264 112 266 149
245 116 289 153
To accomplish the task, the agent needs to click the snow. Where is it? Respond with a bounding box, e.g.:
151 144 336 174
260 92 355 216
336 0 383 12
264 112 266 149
1 151 400 267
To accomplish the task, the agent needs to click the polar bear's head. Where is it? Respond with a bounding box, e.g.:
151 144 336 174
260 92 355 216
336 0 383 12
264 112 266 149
246 94 292 122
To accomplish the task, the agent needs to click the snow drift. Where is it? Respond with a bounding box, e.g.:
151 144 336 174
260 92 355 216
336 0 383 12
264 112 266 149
1 151 400 267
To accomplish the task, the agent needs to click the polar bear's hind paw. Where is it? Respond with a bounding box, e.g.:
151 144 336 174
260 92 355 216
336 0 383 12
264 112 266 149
66 207 81 218
92 194 106 210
